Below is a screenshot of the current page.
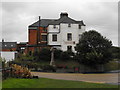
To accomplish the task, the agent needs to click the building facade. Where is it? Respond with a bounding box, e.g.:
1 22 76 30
0 39 17 62
27 12 86 53
0 39 17 51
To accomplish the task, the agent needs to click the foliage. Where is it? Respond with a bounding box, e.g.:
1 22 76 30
110 46 120 59
10 64 32 78
2 64 32 79
60 51 74 61
104 61 120 71
33 48 51 61
60 51 70 60
54 49 62 60
32 48 74 62
0 58 6 68
0 57 2 63
41 65 56 72
75 30 112 68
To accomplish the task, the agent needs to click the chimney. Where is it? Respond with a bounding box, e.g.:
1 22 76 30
2 39 4 42
60 12 68 18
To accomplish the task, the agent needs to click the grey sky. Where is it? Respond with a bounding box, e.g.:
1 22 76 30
1 0 118 46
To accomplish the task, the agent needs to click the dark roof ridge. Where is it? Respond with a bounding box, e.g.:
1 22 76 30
29 15 86 27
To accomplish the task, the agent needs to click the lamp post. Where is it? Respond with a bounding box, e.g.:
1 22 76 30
50 47 55 67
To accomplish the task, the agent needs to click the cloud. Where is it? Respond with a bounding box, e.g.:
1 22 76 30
1 1 118 46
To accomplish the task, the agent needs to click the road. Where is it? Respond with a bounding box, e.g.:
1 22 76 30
31 72 119 85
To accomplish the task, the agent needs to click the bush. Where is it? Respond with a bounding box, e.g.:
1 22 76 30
10 64 32 78
60 51 74 61
41 65 56 72
33 48 51 61
54 49 62 60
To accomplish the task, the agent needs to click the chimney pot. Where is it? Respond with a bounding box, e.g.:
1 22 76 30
60 12 68 18
2 39 4 42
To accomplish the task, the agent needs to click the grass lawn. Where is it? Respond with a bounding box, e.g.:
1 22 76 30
2 78 118 88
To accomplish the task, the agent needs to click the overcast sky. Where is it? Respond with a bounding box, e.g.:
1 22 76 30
1 0 118 46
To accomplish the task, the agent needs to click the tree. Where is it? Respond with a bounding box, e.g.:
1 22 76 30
54 49 74 61
60 51 70 60
54 49 62 60
37 48 51 61
60 51 74 61
110 46 120 59
75 30 112 68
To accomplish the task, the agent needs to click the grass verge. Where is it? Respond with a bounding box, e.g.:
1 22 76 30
2 78 118 88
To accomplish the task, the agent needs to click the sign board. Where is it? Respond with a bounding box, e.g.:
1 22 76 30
64 41 75 44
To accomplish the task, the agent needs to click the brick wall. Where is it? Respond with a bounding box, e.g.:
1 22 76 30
28 27 48 45
2 48 16 51
29 30 37 45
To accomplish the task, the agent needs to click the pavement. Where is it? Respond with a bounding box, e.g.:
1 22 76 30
31 72 119 85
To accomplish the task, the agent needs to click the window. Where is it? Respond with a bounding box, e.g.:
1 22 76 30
67 33 72 41
67 46 72 51
68 24 71 27
52 35 57 41
78 25 81 29
41 35 47 41
53 25 56 29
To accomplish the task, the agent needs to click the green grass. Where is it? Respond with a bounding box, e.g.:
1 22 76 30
2 78 118 88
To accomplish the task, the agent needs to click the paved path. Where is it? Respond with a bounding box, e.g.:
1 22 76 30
31 72 119 84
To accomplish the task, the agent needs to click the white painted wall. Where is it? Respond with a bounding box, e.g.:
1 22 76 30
0 51 17 62
48 23 85 52
48 25 61 45
48 25 59 33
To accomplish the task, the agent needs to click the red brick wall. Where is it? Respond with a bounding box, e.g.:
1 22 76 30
29 30 37 45
2 48 16 51
28 27 48 45
39 27 47 42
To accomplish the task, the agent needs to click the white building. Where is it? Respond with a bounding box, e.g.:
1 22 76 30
0 40 17 62
0 51 17 62
47 13 86 52
29 12 86 52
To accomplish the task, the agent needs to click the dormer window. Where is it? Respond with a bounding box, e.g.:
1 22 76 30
68 24 71 27
78 25 81 29
53 25 56 29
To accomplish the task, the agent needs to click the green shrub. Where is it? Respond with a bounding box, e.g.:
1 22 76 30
41 65 56 72
104 61 119 71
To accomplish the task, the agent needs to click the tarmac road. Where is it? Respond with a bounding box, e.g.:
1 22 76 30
31 72 119 85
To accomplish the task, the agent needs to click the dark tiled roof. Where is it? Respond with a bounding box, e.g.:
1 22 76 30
29 19 56 27
29 16 86 27
0 42 17 49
